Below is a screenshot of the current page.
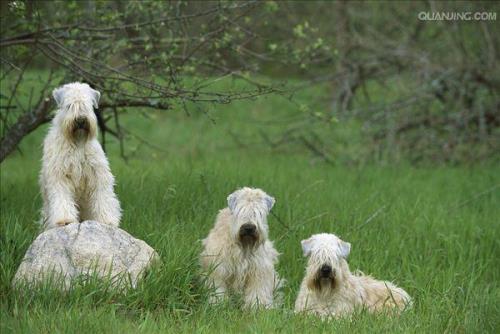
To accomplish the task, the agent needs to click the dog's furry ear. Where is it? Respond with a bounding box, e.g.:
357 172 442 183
52 86 66 107
339 240 351 258
264 195 275 213
90 88 100 109
301 237 314 257
227 190 240 213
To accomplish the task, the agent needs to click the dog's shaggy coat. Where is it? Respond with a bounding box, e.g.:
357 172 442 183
200 187 284 308
295 233 411 318
40 82 121 230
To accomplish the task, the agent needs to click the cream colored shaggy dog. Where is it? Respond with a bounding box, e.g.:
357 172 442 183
200 187 284 308
295 233 411 318
40 82 121 230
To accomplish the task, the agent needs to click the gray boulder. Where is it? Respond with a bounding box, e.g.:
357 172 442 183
13 220 159 289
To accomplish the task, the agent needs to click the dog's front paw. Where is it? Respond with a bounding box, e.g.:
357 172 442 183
208 295 221 305
99 219 120 227
208 292 228 305
55 219 77 227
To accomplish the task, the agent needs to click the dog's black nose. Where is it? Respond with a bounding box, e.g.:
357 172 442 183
320 264 332 277
240 223 256 235
75 116 88 128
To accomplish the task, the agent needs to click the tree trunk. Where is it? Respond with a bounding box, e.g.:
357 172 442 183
0 98 52 163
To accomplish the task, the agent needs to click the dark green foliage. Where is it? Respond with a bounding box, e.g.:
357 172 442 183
1 1 499 163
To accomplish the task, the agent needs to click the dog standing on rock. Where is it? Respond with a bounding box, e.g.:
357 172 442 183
40 82 121 230
295 233 411 318
200 187 284 308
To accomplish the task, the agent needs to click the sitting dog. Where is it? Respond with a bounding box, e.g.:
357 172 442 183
295 233 411 318
40 82 121 230
200 187 284 308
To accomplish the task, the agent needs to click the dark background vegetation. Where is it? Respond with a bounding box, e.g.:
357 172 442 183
1 0 498 165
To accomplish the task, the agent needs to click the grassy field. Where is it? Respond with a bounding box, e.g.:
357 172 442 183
1 77 499 333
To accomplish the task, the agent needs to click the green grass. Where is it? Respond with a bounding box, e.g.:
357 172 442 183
1 75 499 333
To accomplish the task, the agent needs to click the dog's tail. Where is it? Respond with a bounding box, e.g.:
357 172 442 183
384 281 413 311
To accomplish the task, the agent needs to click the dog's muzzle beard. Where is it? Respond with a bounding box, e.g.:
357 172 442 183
309 264 336 292
71 116 91 141
238 223 260 248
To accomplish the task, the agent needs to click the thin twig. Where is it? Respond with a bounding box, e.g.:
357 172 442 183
448 184 500 212
348 205 387 235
